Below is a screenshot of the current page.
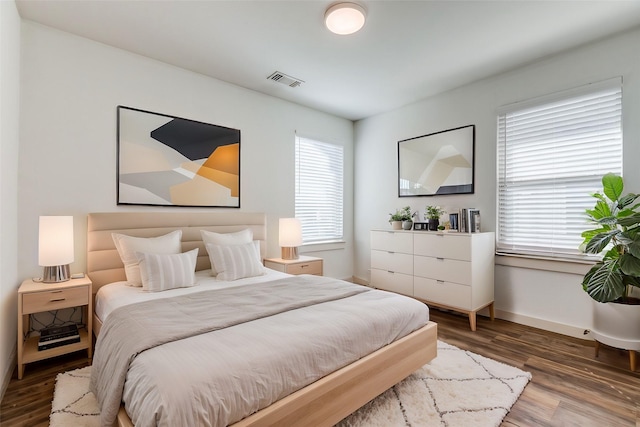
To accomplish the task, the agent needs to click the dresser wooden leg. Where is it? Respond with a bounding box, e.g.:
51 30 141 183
630 350 636 371
468 312 477 331
488 302 495 321
594 340 600 358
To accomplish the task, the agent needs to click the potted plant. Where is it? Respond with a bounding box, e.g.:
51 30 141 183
389 206 412 230
580 173 640 369
425 205 445 231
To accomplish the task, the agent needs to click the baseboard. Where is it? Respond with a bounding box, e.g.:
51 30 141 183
493 310 590 340
352 275 590 340
0 347 16 402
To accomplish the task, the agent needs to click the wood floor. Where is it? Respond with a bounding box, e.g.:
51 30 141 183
1 308 639 426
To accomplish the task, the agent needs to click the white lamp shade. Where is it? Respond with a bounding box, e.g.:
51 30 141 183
39 216 74 266
279 218 302 247
325 3 366 35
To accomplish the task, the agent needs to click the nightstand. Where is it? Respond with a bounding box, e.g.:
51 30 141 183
264 256 323 276
17 276 93 379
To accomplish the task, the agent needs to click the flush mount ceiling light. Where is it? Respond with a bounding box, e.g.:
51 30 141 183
325 2 366 35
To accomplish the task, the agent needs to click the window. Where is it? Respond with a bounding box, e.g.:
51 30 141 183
497 79 622 259
295 135 344 244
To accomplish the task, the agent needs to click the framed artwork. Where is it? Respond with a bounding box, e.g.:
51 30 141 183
117 106 240 207
398 124 475 197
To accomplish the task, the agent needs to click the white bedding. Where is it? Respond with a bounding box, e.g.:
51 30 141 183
95 268 290 321
93 272 430 427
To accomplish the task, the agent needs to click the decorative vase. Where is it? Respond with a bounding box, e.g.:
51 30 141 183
390 221 402 230
428 218 439 231
402 220 413 230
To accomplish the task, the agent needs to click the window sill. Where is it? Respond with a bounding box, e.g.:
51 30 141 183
300 241 346 253
495 253 594 275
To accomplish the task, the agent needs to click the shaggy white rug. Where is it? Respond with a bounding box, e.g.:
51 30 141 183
50 341 531 427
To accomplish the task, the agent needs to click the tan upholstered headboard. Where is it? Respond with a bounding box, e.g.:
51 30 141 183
86 212 267 293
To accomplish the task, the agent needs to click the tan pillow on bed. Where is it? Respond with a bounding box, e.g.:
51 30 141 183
136 248 198 292
201 228 253 275
206 241 265 281
112 230 182 286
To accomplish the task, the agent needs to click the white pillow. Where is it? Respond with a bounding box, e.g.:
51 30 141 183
136 248 198 292
206 241 265 281
200 228 253 245
201 229 253 275
112 230 182 286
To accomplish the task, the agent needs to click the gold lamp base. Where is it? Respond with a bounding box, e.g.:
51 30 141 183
281 247 299 260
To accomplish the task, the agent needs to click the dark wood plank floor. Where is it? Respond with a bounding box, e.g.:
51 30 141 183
1 308 638 426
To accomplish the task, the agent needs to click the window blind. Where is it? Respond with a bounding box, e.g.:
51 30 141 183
497 80 622 259
295 135 344 244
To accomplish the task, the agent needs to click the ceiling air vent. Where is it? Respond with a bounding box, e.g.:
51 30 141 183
267 71 304 88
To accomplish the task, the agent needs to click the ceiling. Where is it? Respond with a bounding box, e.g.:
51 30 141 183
15 1 640 121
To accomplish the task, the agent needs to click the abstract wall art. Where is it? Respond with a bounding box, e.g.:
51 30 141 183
117 106 240 207
398 124 475 197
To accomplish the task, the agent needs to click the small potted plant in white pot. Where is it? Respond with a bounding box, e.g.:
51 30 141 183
425 205 445 231
580 173 640 370
389 206 412 230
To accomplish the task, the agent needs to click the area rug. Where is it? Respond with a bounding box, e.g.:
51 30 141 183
50 341 531 427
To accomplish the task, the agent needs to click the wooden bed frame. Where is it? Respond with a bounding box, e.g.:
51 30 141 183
86 212 438 427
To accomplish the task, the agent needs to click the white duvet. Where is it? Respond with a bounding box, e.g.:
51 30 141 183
93 271 429 427
95 268 291 321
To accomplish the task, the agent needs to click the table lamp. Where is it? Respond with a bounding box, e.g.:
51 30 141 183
279 218 302 260
39 216 74 283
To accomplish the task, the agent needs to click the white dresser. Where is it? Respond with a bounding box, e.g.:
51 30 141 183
370 229 495 331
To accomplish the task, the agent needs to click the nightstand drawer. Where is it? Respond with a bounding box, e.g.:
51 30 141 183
286 261 322 275
22 286 88 314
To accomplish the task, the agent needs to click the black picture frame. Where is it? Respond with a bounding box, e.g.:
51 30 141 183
398 124 475 197
117 106 241 208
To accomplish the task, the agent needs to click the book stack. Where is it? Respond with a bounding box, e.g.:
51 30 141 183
38 324 80 351
459 208 481 233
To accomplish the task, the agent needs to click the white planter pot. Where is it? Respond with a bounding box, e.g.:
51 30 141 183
402 220 413 230
591 300 640 351
390 221 402 230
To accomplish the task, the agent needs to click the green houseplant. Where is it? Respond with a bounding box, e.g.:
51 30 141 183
580 173 640 303
425 205 444 231
580 173 640 370
389 206 413 230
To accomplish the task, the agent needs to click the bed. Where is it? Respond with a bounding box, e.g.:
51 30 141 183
86 212 437 427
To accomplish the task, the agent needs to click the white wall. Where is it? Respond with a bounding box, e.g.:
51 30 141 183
0 0 21 398
354 28 640 338
10 21 354 385
18 21 354 282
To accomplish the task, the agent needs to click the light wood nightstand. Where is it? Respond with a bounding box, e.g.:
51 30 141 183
17 276 93 379
264 256 323 276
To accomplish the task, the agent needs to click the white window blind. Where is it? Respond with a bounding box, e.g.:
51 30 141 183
295 135 344 244
497 79 622 259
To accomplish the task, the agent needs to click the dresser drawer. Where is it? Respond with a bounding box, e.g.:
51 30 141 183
414 233 471 261
414 256 471 285
285 260 322 276
22 286 88 314
371 250 413 275
370 269 413 296
371 230 413 254
413 277 471 310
